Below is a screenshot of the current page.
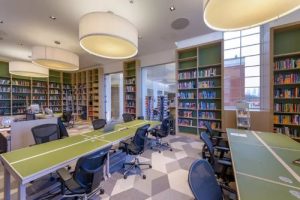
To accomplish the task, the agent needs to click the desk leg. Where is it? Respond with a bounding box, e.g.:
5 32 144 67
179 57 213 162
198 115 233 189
107 152 111 178
18 184 26 200
4 168 10 200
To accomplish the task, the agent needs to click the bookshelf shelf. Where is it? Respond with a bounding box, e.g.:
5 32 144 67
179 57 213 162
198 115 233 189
177 41 223 135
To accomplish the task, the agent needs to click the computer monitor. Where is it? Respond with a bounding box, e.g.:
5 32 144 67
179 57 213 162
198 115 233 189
29 104 40 114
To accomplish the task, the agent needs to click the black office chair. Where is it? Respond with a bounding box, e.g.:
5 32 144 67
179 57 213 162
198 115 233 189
137 116 144 120
150 118 172 153
62 111 73 128
204 121 228 147
31 124 60 144
119 124 151 179
122 113 134 122
188 159 236 200
0 133 7 153
58 117 69 138
57 145 112 199
200 132 233 182
92 119 106 130
26 113 36 121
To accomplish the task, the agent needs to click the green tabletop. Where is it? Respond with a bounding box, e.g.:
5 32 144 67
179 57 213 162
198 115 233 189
0 120 160 183
227 128 300 200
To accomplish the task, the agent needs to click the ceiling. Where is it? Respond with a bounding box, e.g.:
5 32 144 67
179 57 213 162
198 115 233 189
0 0 212 68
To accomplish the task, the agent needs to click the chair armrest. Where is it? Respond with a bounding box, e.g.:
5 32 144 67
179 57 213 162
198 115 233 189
57 168 72 181
215 146 230 152
217 159 232 167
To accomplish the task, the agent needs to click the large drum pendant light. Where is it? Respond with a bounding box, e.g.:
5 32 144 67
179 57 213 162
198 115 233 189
32 46 79 71
79 12 138 59
9 61 49 77
203 0 300 31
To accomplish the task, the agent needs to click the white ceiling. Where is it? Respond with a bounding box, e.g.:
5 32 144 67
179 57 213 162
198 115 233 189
0 0 212 68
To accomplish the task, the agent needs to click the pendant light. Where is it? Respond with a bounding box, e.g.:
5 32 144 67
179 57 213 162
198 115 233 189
79 12 138 59
32 46 79 71
203 0 300 31
9 61 49 77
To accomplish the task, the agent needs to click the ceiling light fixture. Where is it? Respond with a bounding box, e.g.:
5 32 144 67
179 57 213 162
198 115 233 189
49 16 56 20
170 6 176 11
32 46 79 71
0 20 3 24
9 61 49 77
79 11 138 59
203 0 300 31
54 40 61 45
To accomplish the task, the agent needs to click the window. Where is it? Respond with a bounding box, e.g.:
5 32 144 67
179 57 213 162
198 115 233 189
223 26 261 110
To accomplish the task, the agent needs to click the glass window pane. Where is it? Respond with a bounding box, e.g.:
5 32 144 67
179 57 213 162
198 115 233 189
224 48 240 59
245 77 260 87
245 66 260 77
241 27 260 36
245 87 260 109
241 45 260 57
224 58 241 67
242 34 260 46
224 31 241 40
244 55 260 66
224 38 240 50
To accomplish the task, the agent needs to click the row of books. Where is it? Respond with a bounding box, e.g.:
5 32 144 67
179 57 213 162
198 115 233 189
274 73 300 84
49 89 60 94
0 79 10 85
178 92 196 99
178 71 197 80
274 114 300 125
125 78 135 85
145 96 154 120
12 95 29 100
126 101 136 107
0 102 10 107
198 68 218 77
0 86 11 92
125 86 135 92
49 96 61 100
12 108 26 114
0 94 10 99
274 88 300 98
274 126 300 138
198 112 218 119
49 102 62 106
199 91 217 98
33 102 47 106
178 119 194 126
274 58 300 70
12 80 30 86
199 121 221 130
63 84 72 89
178 111 194 118
50 107 62 112
274 103 300 113
33 89 47 94
12 88 30 93
32 96 47 100
178 102 197 109
33 82 47 87
12 102 26 107
199 102 217 110
125 108 135 114
198 80 218 88
126 94 135 100
49 83 61 88
178 81 196 89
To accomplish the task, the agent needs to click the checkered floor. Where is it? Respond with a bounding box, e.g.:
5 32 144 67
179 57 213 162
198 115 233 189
0 121 203 200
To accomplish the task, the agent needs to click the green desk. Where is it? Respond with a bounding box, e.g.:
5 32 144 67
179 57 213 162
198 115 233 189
227 128 300 200
0 120 160 200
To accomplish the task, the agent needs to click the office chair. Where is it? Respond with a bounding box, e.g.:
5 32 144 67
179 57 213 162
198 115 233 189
92 119 106 130
204 121 228 147
200 132 233 182
57 145 112 199
0 133 7 153
26 113 36 121
150 118 172 153
122 113 134 122
62 111 73 128
58 117 69 138
119 124 151 179
137 116 144 120
188 159 236 200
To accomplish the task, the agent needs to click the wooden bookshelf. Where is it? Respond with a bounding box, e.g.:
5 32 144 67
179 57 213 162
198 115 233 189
176 41 223 135
123 60 139 118
272 23 300 139
11 75 31 115
32 78 48 109
62 73 72 112
48 70 62 113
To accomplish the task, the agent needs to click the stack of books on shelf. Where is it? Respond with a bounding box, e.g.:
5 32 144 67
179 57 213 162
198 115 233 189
178 71 197 80
274 58 300 70
178 81 196 89
145 96 154 120
198 68 218 77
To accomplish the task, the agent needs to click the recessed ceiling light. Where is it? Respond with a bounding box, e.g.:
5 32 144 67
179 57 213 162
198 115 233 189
49 16 56 20
138 35 142 39
54 40 61 45
28 55 32 58
0 20 3 24
170 6 175 11
18 43 23 46
0 37 3 40
129 0 134 4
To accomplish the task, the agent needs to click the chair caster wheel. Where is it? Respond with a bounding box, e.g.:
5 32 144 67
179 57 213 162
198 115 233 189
159 151 161 153
100 188 105 194
149 165 152 168
170 149 173 151
124 175 127 179
150 147 153 149
142 175 146 179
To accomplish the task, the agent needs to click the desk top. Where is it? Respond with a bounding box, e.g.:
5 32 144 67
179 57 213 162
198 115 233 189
227 128 300 200
0 120 159 183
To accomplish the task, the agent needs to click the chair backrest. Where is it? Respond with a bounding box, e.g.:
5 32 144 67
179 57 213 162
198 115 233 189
57 117 69 138
31 124 60 144
204 121 213 135
73 145 112 193
132 124 150 153
122 113 134 122
137 116 144 120
188 159 223 200
200 132 215 165
62 111 72 122
92 119 106 130
26 113 36 121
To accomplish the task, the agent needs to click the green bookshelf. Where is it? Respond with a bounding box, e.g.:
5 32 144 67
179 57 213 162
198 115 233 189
272 23 300 140
177 41 223 135
11 75 31 115
124 60 139 118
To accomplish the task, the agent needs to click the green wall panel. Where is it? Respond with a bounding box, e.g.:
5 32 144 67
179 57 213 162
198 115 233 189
198 44 221 66
0 61 10 78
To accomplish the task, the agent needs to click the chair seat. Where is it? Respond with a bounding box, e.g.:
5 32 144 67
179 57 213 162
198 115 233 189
64 178 89 194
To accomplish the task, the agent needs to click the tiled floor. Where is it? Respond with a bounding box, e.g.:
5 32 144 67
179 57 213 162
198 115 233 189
0 121 203 200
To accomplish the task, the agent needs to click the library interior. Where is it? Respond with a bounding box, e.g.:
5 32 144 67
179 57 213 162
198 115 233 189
1 1 300 200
